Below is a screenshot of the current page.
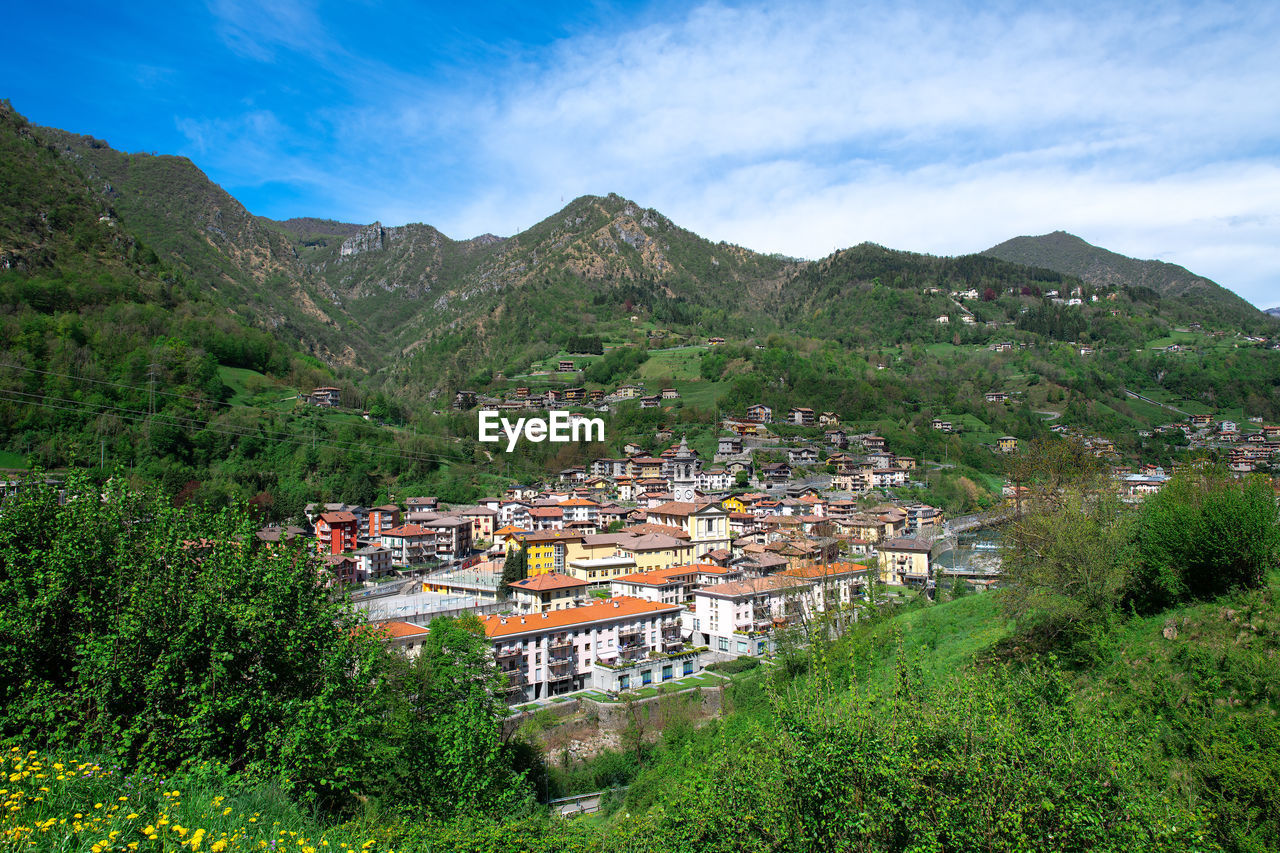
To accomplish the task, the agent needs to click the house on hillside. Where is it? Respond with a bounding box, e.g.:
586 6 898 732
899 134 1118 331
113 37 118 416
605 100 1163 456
306 387 342 407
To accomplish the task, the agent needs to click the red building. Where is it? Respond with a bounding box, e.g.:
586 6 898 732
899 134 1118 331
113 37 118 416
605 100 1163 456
367 504 402 541
315 511 359 555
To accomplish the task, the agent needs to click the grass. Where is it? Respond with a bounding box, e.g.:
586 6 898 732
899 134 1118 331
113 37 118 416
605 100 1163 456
216 365 296 410
844 591 1014 689
1121 395 1176 424
0 449 28 469
667 379 727 410
0 747 403 853
636 347 706 381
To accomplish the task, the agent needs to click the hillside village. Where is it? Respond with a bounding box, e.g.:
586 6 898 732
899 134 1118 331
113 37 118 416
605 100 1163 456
277 380 1280 707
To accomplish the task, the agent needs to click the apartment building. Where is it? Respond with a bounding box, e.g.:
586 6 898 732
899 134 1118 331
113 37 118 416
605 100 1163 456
482 596 685 701
691 562 867 657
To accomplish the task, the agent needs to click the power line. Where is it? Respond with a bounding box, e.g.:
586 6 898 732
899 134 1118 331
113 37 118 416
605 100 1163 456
0 389 469 468
0 361 249 409
0 362 469 465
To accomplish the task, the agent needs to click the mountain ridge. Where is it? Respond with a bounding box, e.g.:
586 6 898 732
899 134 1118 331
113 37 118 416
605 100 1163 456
6 102 1275 401
982 230 1264 324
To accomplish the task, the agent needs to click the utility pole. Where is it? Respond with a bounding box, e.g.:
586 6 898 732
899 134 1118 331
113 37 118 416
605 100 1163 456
145 362 158 454
147 363 158 416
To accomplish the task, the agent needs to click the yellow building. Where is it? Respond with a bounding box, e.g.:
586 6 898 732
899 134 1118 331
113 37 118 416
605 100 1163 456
646 501 731 558
518 530 586 576
878 537 933 586
721 496 746 513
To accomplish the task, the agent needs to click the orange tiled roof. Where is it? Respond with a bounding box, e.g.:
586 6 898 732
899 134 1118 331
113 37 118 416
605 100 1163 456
611 564 701 585
520 529 585 544
377 620 430 639
699 575 809 598
481 596 680 638
648 500 721 516
511 572 589 591
621 522 691 540
779 562 868 579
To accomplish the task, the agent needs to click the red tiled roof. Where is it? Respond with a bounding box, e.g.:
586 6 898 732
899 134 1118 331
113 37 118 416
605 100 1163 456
382 524 432 537
699 575 808 598
319 511 357 523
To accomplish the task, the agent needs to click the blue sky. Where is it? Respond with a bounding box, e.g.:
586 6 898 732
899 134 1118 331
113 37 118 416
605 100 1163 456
6 0 1279 307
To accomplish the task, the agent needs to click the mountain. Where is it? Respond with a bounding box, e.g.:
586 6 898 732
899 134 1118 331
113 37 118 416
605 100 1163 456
6 100 1280 512
1266 307 1280 318
34 123 373 368
982 231 1270 329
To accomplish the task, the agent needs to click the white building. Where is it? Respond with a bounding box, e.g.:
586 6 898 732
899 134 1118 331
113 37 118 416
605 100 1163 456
691 563 867 657
482 596 686 701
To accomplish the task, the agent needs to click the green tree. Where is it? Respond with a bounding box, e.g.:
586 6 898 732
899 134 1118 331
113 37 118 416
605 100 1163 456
1128 466 1280 612
500 546 528 592
1000 441 1132 653
0 472 388 807
383 614 530 818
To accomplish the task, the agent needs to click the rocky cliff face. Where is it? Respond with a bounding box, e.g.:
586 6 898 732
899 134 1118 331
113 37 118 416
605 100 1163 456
340 222 385 257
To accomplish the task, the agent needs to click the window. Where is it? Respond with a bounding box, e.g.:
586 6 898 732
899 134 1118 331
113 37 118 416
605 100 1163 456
641 670 652 685
718 637 729 651
662 665 673 681
737 640 748 653
618 675 630 690
683 660 694 676
757 641 766 654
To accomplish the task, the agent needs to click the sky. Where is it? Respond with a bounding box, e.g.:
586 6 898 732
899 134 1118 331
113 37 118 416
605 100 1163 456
6 0 1279 307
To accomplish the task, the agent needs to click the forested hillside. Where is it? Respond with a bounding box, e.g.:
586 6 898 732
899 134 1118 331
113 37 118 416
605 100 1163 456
3 102 1279 513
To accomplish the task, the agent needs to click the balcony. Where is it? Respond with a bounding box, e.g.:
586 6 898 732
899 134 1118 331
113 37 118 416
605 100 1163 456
661 624 681 640
549 635 573 656
548 657 575 675
495 646 522 660
501 669 527 687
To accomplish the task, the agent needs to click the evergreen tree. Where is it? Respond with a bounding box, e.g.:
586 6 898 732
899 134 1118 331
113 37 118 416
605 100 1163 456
500 546 528 592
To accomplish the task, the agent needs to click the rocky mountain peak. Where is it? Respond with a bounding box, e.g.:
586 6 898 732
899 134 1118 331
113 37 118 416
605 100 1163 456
340 222 385 258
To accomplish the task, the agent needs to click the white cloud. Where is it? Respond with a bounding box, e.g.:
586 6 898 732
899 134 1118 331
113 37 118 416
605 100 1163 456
427 0 1280 306
180 0 1280 306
